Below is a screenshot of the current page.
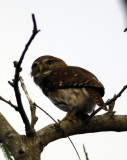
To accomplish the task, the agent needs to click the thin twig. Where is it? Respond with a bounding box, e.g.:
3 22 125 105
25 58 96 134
12 14 40 136
35 104 81 160
19 76 38 129
108 94 116 113
90 85 127 119
89 108 101 119
124 28 127 32
8 81 14 87
35 103 57 123
32 14 39 32
106 85 127 106
18 14 40 67
0 96 18 111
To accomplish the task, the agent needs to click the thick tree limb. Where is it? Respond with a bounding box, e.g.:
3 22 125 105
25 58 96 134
0 113 19 142
0 113 41 160
0 113 20 159
0 111 127 159
37 114 127 147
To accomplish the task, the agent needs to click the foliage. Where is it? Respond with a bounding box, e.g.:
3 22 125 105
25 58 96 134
0 143 13 160
83 144 89 160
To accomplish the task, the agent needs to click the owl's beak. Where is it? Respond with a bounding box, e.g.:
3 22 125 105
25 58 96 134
39 64 43 73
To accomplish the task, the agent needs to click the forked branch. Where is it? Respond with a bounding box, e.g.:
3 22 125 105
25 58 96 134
0 96 18 111
9 14 40 136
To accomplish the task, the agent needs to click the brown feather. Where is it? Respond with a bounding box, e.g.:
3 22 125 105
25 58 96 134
85 88 107 110
31 55 107 114
43 66 105 97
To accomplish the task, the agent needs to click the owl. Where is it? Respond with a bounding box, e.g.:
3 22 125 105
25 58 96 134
31 55 107 118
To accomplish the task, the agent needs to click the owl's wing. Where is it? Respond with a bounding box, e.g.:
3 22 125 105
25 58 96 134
43 66 105 96
43 66 107 110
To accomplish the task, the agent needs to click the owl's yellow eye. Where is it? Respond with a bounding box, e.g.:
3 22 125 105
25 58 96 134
46 60 54 67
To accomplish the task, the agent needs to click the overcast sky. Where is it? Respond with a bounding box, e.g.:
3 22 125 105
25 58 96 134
0 0 127 160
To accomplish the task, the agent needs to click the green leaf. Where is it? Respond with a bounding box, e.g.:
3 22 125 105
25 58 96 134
83 144 89 160
0 143 13 160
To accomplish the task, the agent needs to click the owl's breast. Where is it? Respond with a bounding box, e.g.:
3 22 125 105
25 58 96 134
47 88 95 114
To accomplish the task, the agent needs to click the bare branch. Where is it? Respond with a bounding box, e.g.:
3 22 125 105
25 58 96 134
18 14 40 67
37 114 127 147
8 81 14 87
19 76 38 129
32 13 39 33
12 14 40 136
0 96 18 111
124 28 127 32
106 85 127 105
89 107 102 119
35 103 57 123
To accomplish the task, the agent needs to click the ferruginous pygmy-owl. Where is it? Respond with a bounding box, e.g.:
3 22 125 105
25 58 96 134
31 55 107 117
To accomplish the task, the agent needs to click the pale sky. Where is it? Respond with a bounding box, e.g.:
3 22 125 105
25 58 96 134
0 0 127 160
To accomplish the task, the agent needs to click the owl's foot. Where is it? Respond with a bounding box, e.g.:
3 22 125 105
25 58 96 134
62 111 90 122
62 114 78 122
62 110 79 122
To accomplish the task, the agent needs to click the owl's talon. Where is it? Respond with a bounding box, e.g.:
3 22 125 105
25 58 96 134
62 114 78 122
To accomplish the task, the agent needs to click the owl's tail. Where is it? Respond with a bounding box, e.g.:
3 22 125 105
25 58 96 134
86 88 108 111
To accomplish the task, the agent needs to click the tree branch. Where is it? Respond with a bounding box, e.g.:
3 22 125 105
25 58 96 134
11 14 40 136
18 14 40 67
19 76 38 130
124 28 127 32
0 96 18 111
106 85 127 105
37 114 127 147
0 113 41 160
0 113 19 147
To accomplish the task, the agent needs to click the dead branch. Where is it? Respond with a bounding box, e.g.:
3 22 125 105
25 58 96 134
106 85 127 105
0 96 18 111
19 76 38 129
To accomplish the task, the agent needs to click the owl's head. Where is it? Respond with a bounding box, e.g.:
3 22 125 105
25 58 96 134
31 55 67 85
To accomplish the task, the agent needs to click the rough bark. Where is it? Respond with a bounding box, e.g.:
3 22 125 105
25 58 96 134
0 112 127 159
0 113 41 160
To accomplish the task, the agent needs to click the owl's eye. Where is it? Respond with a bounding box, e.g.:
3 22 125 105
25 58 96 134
46 61 54 67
